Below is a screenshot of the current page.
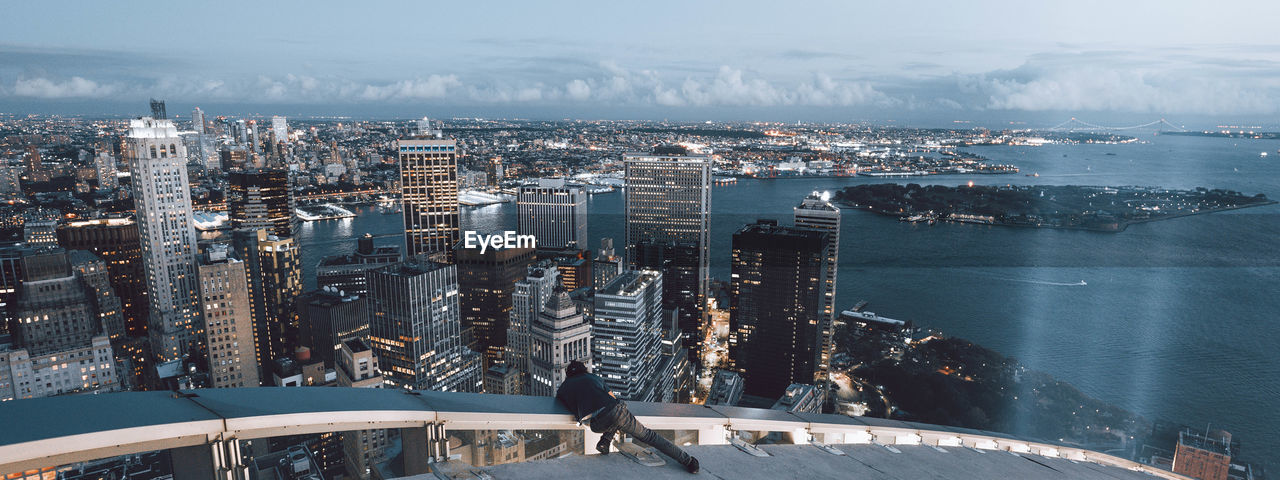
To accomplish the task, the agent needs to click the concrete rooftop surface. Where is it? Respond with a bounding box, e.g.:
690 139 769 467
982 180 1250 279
417 442 1165 480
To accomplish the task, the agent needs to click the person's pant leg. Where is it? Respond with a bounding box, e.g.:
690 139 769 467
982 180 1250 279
612 403 693 466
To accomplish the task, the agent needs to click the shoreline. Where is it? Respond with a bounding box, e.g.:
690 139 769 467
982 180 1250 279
839 199 1277 233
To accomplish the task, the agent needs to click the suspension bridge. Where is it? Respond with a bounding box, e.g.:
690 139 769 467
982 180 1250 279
1045 117 1186 132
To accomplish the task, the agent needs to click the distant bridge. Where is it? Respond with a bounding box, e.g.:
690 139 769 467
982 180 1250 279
1045 118 1187 132
0 388 1190 479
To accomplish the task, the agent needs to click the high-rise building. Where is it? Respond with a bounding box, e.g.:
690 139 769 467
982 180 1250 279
0 249 123 400
398 118 459 261
517 178 587 250
22 220 58 248
528 288 591 396
56 219 147 339
365 258 481 392
1172 429 1232 480
232 229 302 379
228 168 298 237
297 287 369 369
336 338 390 479
191 107 205 134
794 192 841 380
592 269 665 401
198 245 259 388
707 370 744 406
94 150 118 191
506 261 559 393
316 234 402 296
592 238 624 290
624 152 711 365
126 117 201 363
729 220 828 399
271 116 288 144
149 98 166 120
536 248 592 291
68 251 126 344
483 363 522 395
456 244 534 368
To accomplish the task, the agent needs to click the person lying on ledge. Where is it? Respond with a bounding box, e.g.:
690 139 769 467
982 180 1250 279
554 360 700 474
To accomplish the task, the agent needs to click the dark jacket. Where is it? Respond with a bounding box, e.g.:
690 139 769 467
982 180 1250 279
555 373 620 421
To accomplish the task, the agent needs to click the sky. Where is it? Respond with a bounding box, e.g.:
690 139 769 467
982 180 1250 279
2 0 1279 126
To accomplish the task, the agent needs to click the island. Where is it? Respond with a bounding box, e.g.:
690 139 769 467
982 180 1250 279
834 184 1275 232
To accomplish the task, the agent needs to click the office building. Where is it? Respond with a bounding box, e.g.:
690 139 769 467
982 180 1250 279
398 118 459 261
228 168 297 238
592 238 624 290
337 338 390 480
232 229 302 379
1172 429 1232 480
198 245 259 388
126 117 202 363
795 192 841 380
456 243 534 367
771 384 825 414
729 220 828 399
94 150 118 191
271 116 288 144
22 220 57 248
68 251 126 343
366 258 481 392
191 107 205 134
297 287 369 369
483 363 522 395
535 248 592 291
517 178 587 249
506 261 559 393
316 234 401 296
23 145 48 183
57 218 147 338
592 269 664 401
528 288 591 396
624 151 711 365
149 99 166 119
707 370 744 406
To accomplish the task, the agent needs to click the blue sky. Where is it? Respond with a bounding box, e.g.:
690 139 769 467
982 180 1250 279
2 0 1279 124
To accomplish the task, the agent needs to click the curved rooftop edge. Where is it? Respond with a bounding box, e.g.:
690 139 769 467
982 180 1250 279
0 388 1187 479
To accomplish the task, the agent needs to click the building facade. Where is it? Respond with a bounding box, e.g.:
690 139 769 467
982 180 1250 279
623 152 711 365
398 119 459 261
592 269 664 401
228 168 297 238
517 178 587 250
528 289 592 397
729 220 828 399
198 246 259 388
232 229 302 379
366 259 481 392
794 192 841 380
457 244 534 368
297 287 369 369
506 261 560 394
125 118 202 363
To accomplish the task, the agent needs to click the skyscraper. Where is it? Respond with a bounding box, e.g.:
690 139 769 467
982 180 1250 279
517 178 587 249
528 288 591 396
794 192 841 380
337 338 390 479
271 116 288 144
593 269 665 401
456 243 534 368
198 245 259 388
56 218 147 339
365 258 481 392
592 238 624 290
94 150 118 191
149 98 166 120
191 107 205 134
506 261 560 393
232 229 302 378
398 118 459 261
316 234 402 296
127 117 202 363
228 168 298 237
729 220 828 399
297 288 369 369
624 152 711 365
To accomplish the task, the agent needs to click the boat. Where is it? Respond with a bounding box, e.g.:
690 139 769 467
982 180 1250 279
296 203 356 221
1077 280 1087 286
1262 152 1269 157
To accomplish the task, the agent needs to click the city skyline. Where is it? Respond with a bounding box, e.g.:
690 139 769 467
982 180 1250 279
2 1 1280 125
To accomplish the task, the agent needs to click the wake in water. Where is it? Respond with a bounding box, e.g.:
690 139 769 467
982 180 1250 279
955 269 1087 286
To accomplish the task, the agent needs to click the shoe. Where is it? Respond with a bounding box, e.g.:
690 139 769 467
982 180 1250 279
596 437 612 455
685 457 700 474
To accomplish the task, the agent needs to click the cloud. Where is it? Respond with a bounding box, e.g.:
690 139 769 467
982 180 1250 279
358 75 462 101
12 76 117 98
